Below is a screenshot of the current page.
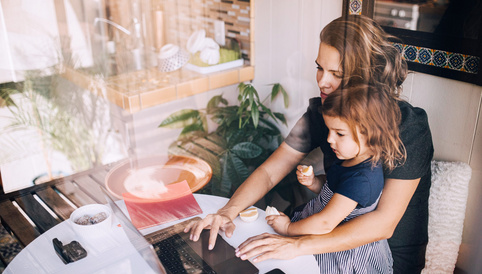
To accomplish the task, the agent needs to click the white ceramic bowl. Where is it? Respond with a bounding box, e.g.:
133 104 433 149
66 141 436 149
186 29 206 54
69 204 113 238
157 44 190 72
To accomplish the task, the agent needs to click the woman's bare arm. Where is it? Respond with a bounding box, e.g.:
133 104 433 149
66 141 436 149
184 142 307 249
236 177 420 261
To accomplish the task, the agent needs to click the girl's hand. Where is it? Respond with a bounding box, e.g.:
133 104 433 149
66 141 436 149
296 165 315 187
266 212 291 235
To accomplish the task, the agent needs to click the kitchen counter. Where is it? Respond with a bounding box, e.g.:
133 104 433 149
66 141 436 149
62 65 254 113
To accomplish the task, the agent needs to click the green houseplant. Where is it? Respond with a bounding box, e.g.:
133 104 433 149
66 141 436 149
0 68 114 185
159 82 289 197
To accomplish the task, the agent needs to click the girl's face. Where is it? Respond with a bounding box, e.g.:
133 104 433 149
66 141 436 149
316 43 343 103
324 115 371 163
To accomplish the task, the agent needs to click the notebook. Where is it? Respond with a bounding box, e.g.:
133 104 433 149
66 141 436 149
123 180 203 230
101 187 259 274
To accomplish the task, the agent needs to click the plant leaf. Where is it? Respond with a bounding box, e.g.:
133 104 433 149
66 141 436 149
259 117 282 134
251 106 259 128
271 83 280 100
273 112 287 126
158 109 201 128
207 95 228 114
260 104 277 121
0 88 18 108
226 129 246 147
271 84 289 108
238 82 247 93
223 152 250 190
247 85 255 107
180 122 206 135
217 154 233 196
279 84 289 108
231 142 262 159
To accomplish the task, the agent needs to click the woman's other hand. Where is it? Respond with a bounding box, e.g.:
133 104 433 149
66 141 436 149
235 233 301 263
183 213 236 250
266 212 291 235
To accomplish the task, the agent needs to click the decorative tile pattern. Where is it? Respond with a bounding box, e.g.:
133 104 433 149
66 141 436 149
346 13 479 75
418 48 432 64
403 45 418 62
432 51 448 67
349 0 362 15
465 56 479 73
393 43 479 74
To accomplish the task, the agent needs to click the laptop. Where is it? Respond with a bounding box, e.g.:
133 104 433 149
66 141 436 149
100 186 259 274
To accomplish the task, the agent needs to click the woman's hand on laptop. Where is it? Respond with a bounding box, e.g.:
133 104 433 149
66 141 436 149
235 233 300 262
184 213 236 250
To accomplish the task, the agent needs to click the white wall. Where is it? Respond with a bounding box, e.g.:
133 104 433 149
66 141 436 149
252 0 482 272
252 0 342 135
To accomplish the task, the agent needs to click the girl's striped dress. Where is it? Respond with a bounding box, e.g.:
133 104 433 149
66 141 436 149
291 160 393 274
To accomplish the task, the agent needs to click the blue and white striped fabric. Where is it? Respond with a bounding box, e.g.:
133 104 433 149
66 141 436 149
292 184 393 274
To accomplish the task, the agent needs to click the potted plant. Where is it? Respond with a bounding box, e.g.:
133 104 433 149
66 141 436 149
0 68 116 186
158 82 289 197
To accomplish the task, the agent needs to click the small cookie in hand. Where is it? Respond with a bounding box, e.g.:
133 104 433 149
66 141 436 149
265 206 280 216
301 165 313 176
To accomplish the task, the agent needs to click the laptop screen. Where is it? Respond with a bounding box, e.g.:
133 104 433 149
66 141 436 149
100 186 166 274
100 185 258 274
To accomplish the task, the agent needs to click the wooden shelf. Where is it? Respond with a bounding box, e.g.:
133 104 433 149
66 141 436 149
62 65 254 113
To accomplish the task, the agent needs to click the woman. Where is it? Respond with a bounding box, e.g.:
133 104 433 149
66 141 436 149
185 15 433 273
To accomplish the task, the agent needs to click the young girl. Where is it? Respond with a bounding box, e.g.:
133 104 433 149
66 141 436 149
267 85 406 273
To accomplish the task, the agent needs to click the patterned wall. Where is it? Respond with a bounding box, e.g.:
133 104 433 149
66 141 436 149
348 0 479 75
394 43 479 74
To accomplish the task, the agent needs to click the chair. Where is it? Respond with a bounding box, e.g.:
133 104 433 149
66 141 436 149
422 160 472 273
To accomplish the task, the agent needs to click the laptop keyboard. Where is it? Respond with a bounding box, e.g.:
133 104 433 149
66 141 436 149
152 233 216 274
145 218 216 274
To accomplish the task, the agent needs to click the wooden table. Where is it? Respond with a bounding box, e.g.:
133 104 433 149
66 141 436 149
0 163 116 269
0 150 309 272
3 194 320 274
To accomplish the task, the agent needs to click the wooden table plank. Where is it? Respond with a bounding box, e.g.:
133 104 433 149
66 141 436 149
36 187 76 221
193 137 225 156
205 133 227 147
178 142 221 175
54 181 96 207
0 201 39 246
0 163 124 269
89 168 108 186
15 194 60 233
72 175 106 204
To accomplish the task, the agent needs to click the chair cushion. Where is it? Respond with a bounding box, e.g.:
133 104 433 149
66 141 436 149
422 160 472 273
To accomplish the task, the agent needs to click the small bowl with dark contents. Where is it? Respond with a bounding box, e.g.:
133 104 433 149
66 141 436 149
69 204 113 238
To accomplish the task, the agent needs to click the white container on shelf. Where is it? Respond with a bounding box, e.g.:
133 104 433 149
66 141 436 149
184 59 244 74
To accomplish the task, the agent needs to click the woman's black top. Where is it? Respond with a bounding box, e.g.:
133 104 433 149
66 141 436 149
285 97 434 271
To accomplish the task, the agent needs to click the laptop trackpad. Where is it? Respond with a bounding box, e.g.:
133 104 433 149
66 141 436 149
182 229 258 274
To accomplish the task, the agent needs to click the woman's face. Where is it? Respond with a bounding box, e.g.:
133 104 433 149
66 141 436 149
316 43 343 103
